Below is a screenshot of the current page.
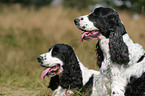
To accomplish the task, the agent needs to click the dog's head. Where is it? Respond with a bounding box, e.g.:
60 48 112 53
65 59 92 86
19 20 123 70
37 44 77 79
74 7 129 65
37 45 64 79
37 44 83 89
74 7 126 42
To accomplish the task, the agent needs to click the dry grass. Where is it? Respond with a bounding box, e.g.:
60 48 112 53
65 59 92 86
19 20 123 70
0 5 144 96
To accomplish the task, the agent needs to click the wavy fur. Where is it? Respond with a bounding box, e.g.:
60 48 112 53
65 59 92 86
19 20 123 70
74 7 145 96
37 44 109 96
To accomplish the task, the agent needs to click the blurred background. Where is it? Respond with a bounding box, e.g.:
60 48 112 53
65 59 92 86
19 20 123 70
0 0 144 95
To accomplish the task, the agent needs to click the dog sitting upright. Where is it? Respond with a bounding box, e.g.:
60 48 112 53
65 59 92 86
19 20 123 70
74 7 145 96
37 44 110 96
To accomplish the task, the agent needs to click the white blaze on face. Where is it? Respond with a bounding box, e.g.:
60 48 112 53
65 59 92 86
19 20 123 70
78 15 98 31
39 49 63 67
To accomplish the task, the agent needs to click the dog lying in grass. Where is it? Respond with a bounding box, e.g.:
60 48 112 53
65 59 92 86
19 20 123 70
37 44 110 96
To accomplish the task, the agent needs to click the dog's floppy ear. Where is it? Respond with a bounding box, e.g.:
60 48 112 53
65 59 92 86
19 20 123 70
60 46 83 89
108 14 129 65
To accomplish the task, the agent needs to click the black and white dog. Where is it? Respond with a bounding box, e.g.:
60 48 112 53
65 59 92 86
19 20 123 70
37 44 110 96
74 7 145 96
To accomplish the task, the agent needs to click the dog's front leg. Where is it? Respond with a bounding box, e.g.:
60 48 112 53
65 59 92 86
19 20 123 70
111 67 126 96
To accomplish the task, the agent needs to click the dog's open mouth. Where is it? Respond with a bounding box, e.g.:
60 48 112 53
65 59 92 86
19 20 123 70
81 30 100 42
41 64 61 79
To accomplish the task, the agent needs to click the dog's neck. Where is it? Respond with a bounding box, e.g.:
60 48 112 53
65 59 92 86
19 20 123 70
99 37 111 74
99 36 110 58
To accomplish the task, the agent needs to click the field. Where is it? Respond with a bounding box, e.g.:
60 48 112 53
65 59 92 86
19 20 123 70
0 5 145 96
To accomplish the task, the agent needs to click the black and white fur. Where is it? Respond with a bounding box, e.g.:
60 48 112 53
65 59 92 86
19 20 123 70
74 7 145 96
37 44 110 96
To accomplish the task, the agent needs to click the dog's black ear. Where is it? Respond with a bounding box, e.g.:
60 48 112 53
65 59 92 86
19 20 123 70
108 14 129 65
60 46 83 89
48 75 59 91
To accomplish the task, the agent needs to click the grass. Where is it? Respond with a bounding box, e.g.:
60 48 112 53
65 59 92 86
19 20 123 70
0 5 145 96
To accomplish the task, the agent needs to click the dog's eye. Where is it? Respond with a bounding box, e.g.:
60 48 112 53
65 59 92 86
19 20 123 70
81 18 83 20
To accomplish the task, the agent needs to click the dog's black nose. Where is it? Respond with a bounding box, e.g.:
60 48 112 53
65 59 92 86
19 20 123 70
37 56 43 63
74 18 80 25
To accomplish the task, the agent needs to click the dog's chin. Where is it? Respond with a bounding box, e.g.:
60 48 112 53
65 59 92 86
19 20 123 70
80 30 101 42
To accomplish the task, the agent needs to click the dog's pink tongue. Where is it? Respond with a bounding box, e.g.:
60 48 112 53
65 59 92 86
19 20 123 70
41 68 51 80
81 32 89 42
